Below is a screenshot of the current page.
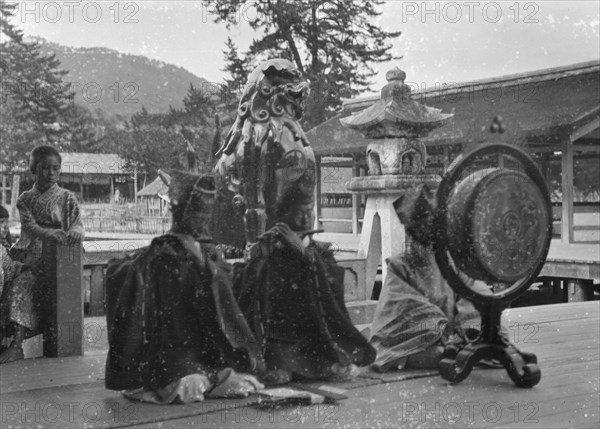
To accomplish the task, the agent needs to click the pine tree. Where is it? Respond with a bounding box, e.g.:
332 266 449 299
0 0 72 166
213 0 401 128
222 37 249 101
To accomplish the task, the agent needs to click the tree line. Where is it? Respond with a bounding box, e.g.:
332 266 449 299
1 0 400 176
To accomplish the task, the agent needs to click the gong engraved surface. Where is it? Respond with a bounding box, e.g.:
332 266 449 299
446 168 550 284
472 170 549 282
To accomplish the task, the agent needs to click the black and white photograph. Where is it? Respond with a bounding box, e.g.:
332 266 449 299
0 1 598 428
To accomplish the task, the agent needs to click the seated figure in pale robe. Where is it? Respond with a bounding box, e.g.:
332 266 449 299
369 184 491 372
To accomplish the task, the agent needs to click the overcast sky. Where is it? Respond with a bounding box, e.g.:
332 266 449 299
15 0 600 94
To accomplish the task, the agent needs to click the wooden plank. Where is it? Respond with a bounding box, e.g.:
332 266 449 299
318 218 353 223
539 261 600 280
570 116 600 142
0 352 107 394
0 303 596 429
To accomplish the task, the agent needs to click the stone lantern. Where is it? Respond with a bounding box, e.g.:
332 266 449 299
341 67 453 296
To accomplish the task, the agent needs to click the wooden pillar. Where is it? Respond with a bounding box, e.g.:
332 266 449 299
314 155 322 229
44 242 84 357
79 174 84 202
351 154 361 236
10 174 20 219
561 139 574 243
109 175 115 204
540 153 550 185
1 173 6 206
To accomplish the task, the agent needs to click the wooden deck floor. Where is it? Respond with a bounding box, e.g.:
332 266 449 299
1 301 598 429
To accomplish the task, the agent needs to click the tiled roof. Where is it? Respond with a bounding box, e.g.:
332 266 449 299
307 60 600 155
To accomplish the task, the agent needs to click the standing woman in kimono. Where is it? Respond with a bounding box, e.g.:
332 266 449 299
0 146 84 363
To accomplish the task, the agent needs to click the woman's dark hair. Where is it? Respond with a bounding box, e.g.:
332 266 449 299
29 145 62 173
0 205 8 220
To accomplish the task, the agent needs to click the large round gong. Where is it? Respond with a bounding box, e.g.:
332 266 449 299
436 143 553 305
446 168 550 283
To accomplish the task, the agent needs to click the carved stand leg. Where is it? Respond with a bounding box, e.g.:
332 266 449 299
439 305 541 388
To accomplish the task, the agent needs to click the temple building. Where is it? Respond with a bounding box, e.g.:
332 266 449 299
307 60 600 243
1 153 135 212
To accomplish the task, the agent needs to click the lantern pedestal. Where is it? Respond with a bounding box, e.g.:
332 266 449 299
348 174 441 298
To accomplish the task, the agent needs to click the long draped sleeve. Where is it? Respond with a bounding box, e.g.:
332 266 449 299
17 193 51 241
12 184 85 264
62 190 84 238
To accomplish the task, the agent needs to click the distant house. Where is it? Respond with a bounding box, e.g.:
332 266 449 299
137 175 168 198
137 175 170 216
59 153 137 202
1 153 137 212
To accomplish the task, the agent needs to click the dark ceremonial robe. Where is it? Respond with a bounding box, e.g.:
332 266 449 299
233 240 376 380
105 233 264 391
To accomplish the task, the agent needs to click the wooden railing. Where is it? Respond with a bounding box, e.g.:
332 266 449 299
81 201 171 234
83 240 150 316
48 238 598 358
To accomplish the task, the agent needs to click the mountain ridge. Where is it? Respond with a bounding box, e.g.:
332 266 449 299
29 36 212 117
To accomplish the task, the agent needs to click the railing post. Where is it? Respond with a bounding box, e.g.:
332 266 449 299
89 265 105 317
44 242 84 357
561 138 574 243
315 155 323 229
351 154 361 235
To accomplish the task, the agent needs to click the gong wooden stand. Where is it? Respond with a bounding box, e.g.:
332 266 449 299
434 143 553 388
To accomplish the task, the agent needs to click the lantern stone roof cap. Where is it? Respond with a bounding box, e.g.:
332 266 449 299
340 67 453 138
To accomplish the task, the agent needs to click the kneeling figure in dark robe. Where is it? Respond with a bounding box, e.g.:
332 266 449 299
234 188 376 384
104 172 264 404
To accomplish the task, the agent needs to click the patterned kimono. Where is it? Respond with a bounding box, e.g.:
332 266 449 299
369 248 487 372
1 231 12 252
0 247 22 298
1 183 83 332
